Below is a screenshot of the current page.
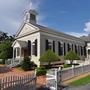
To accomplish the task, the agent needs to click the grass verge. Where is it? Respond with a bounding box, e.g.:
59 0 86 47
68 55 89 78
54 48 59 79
70 75 90 86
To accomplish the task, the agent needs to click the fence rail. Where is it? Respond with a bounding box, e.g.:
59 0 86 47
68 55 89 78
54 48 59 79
62 64 90 81
0 74 36 90
46 64 90 90
5 58 23 68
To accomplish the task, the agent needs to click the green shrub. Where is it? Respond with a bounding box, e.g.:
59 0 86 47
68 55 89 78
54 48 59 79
39 50 60 68
36 67 47 76
21 57 34 71
64 51 80 64
0 59 3 64
2 59 6 64
63 64 72 68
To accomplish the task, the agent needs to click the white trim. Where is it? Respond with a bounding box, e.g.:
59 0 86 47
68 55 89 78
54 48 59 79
15 22 39 38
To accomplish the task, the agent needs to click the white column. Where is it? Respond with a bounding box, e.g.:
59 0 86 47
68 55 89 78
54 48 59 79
13 48 15 59
16 48 17 58
20 47 21 58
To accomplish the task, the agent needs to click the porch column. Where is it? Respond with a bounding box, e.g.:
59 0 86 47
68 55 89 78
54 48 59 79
16 48 17 58
13 48 15 59
20 47 21 58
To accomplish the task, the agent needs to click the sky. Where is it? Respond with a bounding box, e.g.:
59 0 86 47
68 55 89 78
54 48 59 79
0 0 90 37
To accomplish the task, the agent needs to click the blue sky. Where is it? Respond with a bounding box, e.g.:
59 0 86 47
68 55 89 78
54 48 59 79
0 0 90 37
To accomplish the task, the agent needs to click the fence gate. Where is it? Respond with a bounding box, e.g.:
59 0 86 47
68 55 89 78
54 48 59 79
46 68 62 90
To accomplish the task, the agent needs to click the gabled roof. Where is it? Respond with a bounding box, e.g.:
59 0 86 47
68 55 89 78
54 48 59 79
12 40 27 48
15 21 84 43
32 23 84 43
15 21 39 38
80 35 90 42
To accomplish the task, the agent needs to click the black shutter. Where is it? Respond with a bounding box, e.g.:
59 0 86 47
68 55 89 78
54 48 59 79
75 45 77 54
67 43 71 52
46 39 48 50
78 46 80 55
53 41 55 52
28 40 31 56
58 42 61 55
35 39 37 56
64 43 66 55
81 46 83 56
84 46 86 56
72 44 73 51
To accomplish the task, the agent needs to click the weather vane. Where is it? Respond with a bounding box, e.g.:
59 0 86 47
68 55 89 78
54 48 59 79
28 0 32 10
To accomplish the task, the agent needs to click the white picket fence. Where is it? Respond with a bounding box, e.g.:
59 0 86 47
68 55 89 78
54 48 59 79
0 74 36 90
46 64 90 90
62 64 90 81
5 58 23 68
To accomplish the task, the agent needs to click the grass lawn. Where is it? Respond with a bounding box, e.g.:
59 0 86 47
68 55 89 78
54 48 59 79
70 75 90 86
63 64 72 68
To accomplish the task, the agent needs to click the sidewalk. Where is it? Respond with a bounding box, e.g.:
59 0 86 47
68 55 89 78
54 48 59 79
63 71 90 85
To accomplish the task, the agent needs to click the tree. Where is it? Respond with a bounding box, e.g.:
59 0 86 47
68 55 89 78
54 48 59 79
39 50 60 67
64 51 80 65
21 57 34 71
0 31 14 43
0 41 13 61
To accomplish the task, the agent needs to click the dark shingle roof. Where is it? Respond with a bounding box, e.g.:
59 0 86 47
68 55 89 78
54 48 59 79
80 35 90 42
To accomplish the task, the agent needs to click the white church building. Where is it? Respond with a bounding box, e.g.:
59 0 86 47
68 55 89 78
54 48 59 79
12 9 90 66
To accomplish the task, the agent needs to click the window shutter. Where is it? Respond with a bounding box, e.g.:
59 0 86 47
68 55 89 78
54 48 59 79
35 39 37 56
53 41 55 52
64 43 66 55
46 39 48 50
28 40 31 56
72 44 73 51
83 46 86 56
75 45 77 54
58 42 61 55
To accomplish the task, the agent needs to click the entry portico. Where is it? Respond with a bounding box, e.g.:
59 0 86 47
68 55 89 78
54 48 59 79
12 40 28 59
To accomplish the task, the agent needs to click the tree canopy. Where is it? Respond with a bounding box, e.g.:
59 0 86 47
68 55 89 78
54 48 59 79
39 49 60 64
0 41 13 60
64 51 80 61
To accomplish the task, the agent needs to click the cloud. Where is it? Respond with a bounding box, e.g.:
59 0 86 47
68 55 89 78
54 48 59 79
66 32 88 37
84 21 90 32
0 0 43 35
28 0 42 10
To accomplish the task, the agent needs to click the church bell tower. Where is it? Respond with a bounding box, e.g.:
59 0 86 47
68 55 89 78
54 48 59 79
24 9 38 24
